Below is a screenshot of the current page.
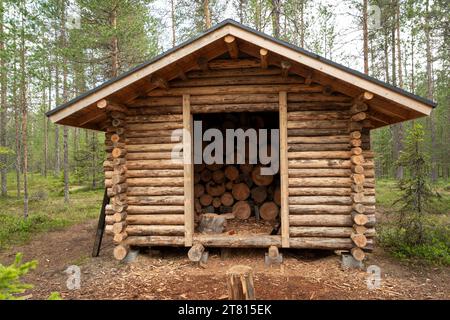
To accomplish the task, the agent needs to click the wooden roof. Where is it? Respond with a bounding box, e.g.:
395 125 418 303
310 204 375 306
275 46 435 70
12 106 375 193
46 19 436 131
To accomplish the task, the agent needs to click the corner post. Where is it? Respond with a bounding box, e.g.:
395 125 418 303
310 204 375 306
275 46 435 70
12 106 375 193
183 94 194 246
279 91 290 248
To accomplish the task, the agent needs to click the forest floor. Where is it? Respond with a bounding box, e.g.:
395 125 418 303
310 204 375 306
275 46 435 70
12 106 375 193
0 177 449 300
0 218 449 300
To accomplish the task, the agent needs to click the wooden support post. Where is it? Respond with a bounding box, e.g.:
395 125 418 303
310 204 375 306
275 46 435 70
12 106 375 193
224 35 239 59
149 75 169 89
176 63 187 80
304 70 313 85
226 265 255 300
279 91 290 248
281 61 291 78
183 94 194 246
259 48 268 69
197 57 209 71
92 189 110 257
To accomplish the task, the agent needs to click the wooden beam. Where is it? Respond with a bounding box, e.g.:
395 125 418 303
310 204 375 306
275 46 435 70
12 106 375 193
322 85 333 96
279 91 290 248
96 99 127 113
356 91 374 103
183 94 194 247
78 109 105 126
197 56 209 71
304 70 313 85
175 63 187 80
260 48 268 69
224 35 239 59
281 60 291 78
149 75 169 90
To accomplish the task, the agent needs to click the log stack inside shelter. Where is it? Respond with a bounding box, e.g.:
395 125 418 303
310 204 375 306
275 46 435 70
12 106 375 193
193 112 281 236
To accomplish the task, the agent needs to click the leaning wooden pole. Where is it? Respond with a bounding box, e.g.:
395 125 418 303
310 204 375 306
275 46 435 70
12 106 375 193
348 92 373 261
92 188 110 257
99 99 130 261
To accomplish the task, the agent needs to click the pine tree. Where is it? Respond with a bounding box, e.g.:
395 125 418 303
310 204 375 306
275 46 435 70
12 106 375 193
394 123 439 244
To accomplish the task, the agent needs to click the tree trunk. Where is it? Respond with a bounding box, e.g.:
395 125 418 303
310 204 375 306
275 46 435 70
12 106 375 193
203 0 211 29
61 2 69 203
170 0 176 46
0 0 7 196
20 5 28 218
362 0 369 74
271 0 281 38
110 7 119 78
425 0 437 182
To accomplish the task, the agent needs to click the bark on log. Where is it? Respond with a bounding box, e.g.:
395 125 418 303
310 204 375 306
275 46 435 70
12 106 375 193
232 183 250 201
224 165 239 181
251 166 274 186
259 202 279 221
220 192 235 207
251 186 267 204
232 201 251 220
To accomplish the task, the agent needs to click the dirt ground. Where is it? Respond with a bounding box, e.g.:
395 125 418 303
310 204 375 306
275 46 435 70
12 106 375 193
1 220 449 300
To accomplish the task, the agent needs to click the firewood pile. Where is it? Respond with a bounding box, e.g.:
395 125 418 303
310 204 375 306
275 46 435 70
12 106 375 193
193 112 280 228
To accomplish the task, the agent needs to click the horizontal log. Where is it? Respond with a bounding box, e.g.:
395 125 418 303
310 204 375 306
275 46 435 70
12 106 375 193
287 111 350 121
289 196 352 205
126 129 180 138
170 75 304 87
289 204 352 214
127 186 184 196
191 103 278 113
124 236 185 246
288 128 349 136
126 122 182 131
290 226 360 238
126 136 176 145
126 214 184 225
127 160 183 170
187 67 281 78
127 177 184 187
289 214 352 227
288 168 351 177
127 169 184 178
289 237 353 250
193 234 282 248
287 135 349 144
126 225 184 236
288 159 351 168
127 205 184 214
288 143 350 152
289 177 352 187
288 187 351 196
288 93 351 103
287 120 349 129
127 196 184 205
127 144 177 152
288 151 351 159
148 84 323 97
126 114 182 123
126 152 176 160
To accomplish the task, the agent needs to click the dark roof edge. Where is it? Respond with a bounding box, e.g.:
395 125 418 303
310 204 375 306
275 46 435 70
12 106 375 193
46 19 436 117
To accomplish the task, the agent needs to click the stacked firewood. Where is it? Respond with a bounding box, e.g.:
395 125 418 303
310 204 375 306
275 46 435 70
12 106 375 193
194 163 281 222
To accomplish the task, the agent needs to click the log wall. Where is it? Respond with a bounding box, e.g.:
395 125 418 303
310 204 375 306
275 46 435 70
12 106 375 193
102 59 377 255
286 92 376 252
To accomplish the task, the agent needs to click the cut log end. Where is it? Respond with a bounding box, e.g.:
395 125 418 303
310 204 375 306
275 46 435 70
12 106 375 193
113 244 129 261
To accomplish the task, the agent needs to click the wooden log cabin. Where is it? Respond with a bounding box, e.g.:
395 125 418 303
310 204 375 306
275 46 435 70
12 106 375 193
46 20 436 262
